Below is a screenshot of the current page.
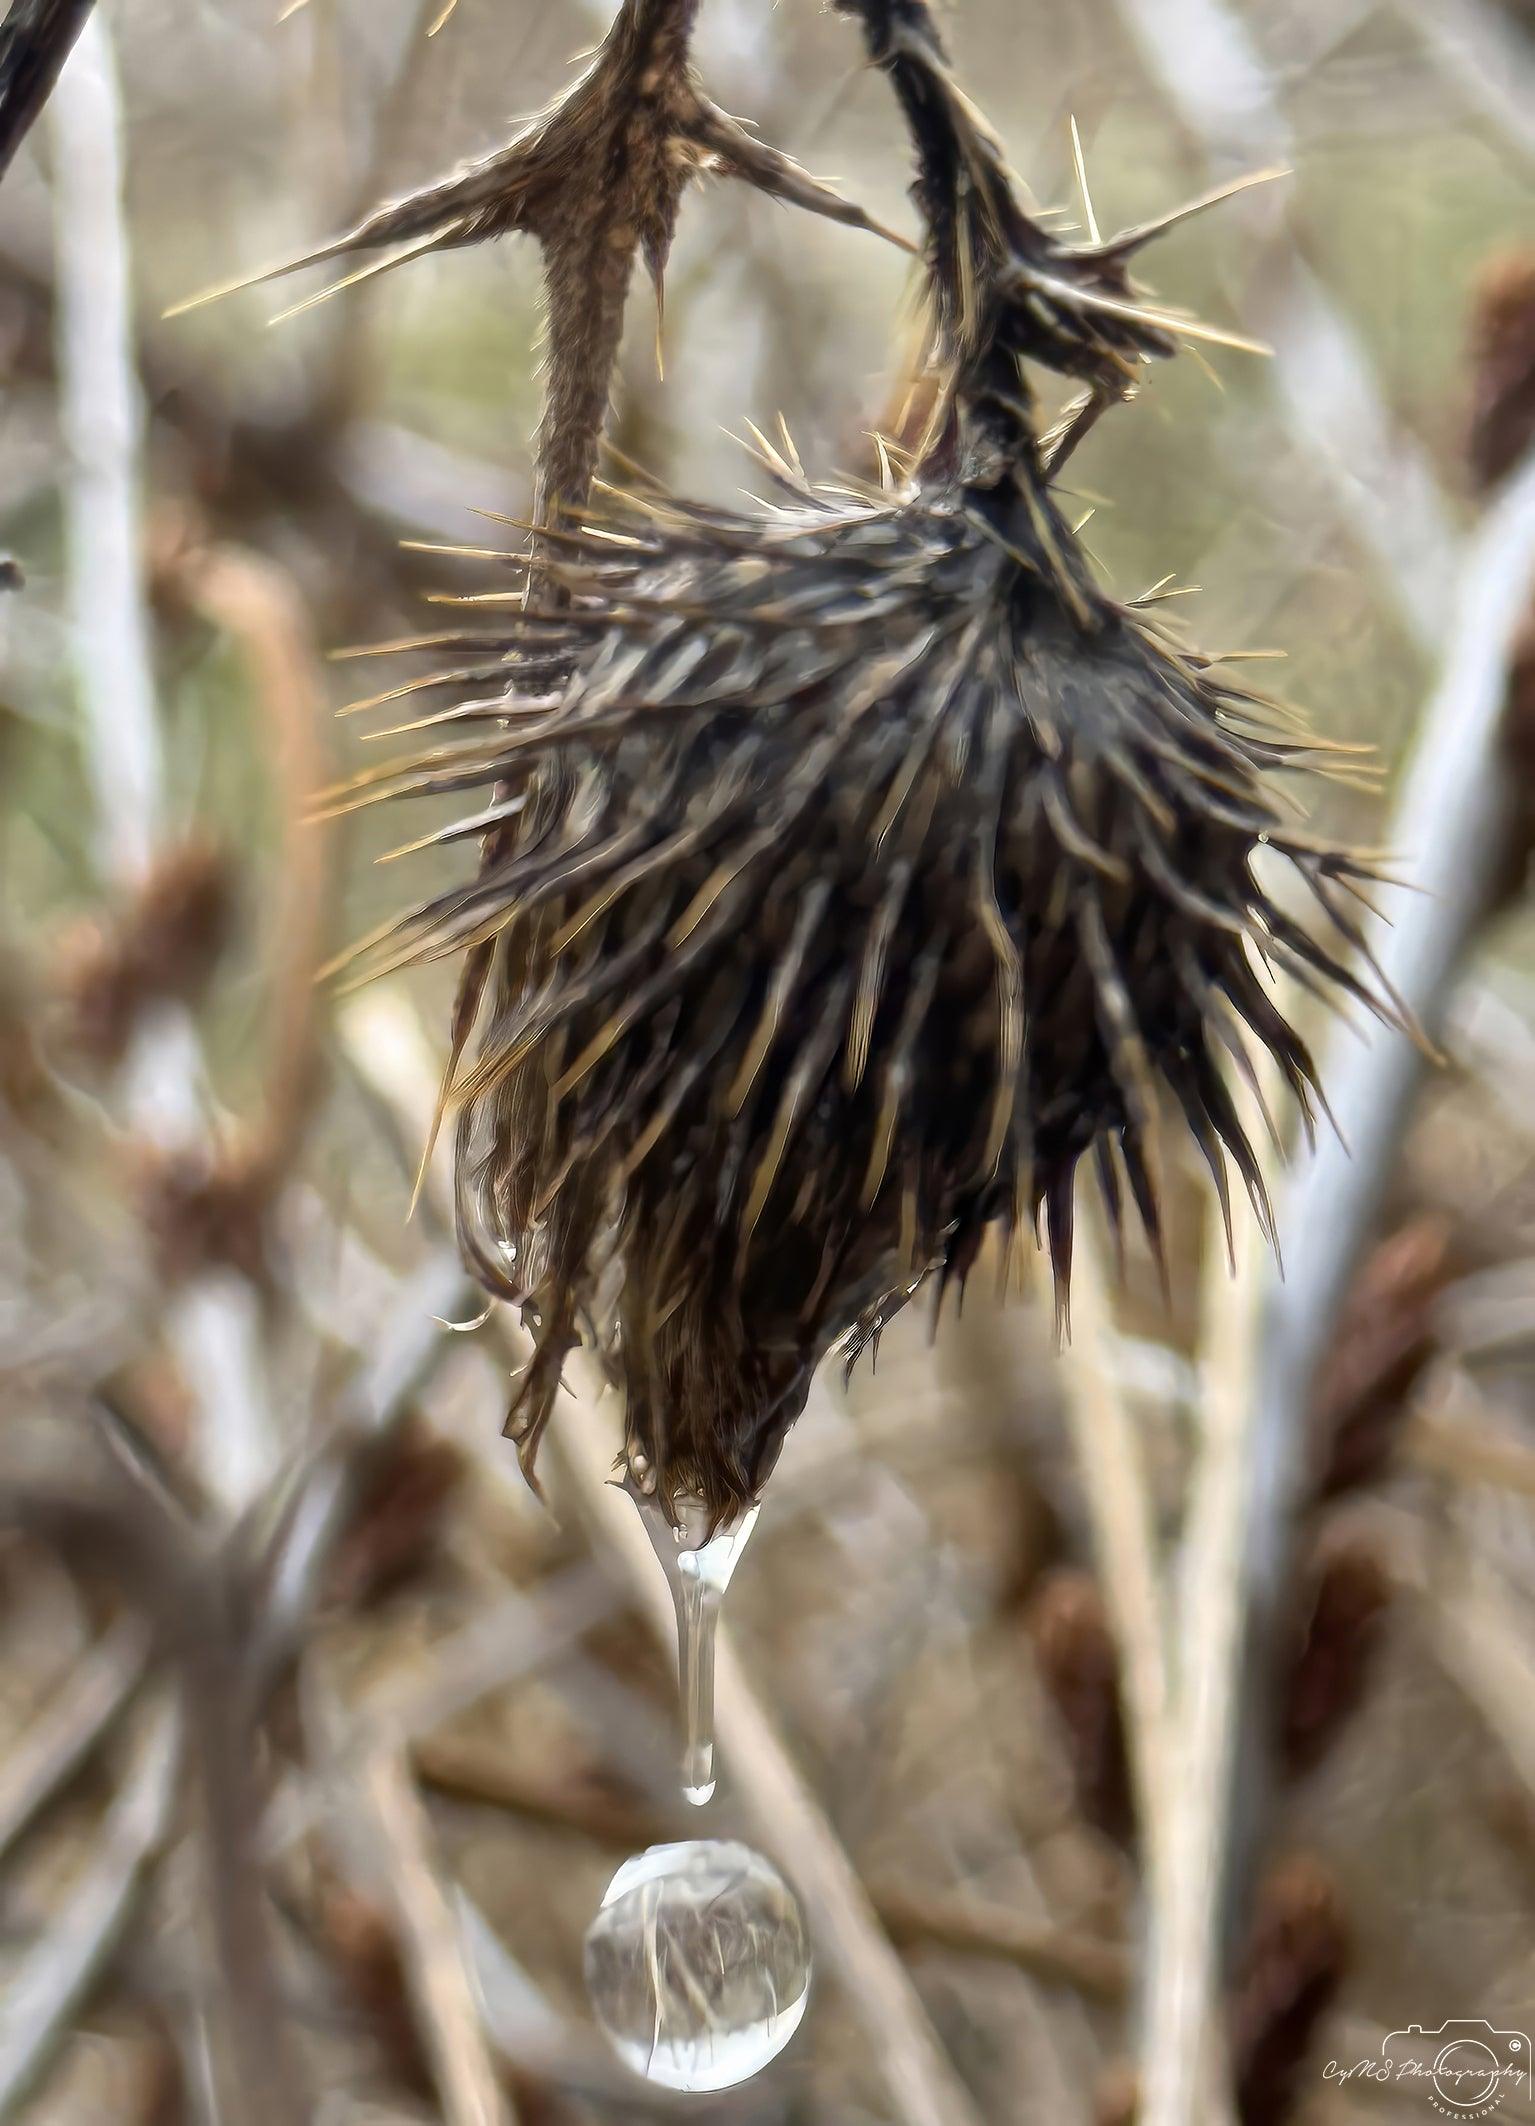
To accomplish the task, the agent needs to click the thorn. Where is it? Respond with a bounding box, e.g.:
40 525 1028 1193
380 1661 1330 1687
1069 115 1101 247
1104 166 1290 256
645 230 668 382
265 234 447 324
431 1302 494 1332
775 410 805 479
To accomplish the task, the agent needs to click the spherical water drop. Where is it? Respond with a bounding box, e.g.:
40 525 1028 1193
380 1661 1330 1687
584 1840 811 2092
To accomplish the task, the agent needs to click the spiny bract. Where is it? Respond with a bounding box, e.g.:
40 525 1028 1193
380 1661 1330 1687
333 0 1392 1522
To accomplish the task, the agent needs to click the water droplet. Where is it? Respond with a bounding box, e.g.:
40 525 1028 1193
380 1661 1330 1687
585 1840 811 2091
626 1481 760 1807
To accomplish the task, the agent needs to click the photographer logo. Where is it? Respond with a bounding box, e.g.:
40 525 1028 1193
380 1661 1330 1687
1325 2023 1533 2117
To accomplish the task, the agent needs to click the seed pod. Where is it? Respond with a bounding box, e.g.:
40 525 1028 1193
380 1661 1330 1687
335 0 1395 1521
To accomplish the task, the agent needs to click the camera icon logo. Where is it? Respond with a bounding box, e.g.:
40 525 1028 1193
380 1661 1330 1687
1382 2022 1533 2117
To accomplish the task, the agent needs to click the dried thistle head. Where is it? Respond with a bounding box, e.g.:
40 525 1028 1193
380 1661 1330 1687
334 0 1394 1524
57 836 234 1066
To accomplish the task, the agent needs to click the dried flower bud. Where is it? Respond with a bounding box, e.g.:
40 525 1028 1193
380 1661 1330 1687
327 1423 464 1607
1230 1856 1348 2126
1280 1540 1391 1774
58 838 235 1066
132 1141 271 1285
1468 248 1535 494
1025 1569 1132 1844
1311 1218 1451 1500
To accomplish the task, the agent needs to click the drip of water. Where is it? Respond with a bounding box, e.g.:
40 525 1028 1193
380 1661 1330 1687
584 1840 811 2091
628 1483 760 1807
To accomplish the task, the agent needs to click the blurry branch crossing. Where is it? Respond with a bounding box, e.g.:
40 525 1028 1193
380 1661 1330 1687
1112 0 1460 652
1391 0 1535 167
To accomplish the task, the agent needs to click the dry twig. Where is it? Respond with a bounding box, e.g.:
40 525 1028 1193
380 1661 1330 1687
0 1616 148 1864
310 1670 514 2126
0 1702 180 2121
50 14 277 1514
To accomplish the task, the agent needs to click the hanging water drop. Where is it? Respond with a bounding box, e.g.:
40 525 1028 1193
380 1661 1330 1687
626 1479 760 1806
584 1840 811 2091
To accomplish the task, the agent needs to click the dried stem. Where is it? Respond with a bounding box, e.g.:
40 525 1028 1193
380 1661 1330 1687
866 1884 1130 2003
171 541 332 1179
182 1607 310 2126
1055 1236 1173 1882
174 0 899 526
0 1702 180 2120
0 1617 148 1864
1140 1080 1273 2126
50 15 278 1514
1223 443 1535 1874
49 15 163 888
309 1668 514 2126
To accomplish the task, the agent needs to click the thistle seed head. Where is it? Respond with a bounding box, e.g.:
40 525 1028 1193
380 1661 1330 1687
332 0 1395 1523
340 459 1390 1519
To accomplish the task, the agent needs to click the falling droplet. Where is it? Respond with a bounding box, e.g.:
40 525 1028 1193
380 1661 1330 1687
585 1840 811 2091
626 1479 760 1807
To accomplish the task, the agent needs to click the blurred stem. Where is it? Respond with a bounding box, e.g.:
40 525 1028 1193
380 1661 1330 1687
49 14 161 887
0 1700 180 2119
1057 1237 1173 1886
174 544 331 1180
1139 1077 1273 2126
49 19 277 1513
1231 444 1535 1858
184 1616 309 2126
